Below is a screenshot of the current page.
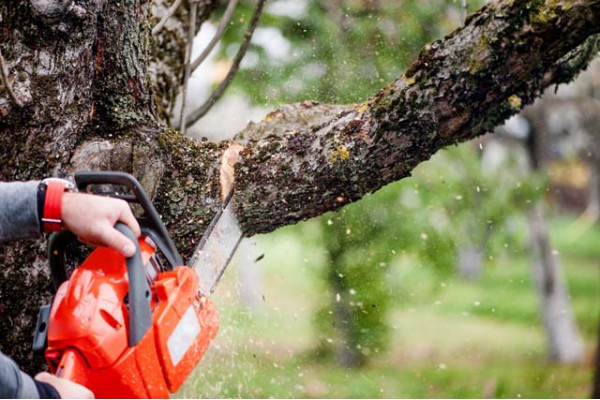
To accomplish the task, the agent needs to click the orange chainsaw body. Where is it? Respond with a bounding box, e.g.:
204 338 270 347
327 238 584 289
45 239 219 398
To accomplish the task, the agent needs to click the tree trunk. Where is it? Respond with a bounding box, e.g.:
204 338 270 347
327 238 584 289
321 224 367 368
585 128 600 221
527 202 584 363
457 245 484 280
1 0 599 372
523 98 585 363
588 163 600 220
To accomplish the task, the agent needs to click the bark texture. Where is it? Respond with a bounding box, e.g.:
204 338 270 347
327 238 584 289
0 0 599 372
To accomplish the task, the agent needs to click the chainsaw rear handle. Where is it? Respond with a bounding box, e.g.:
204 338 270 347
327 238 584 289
74 171 183 267
115 222 153 347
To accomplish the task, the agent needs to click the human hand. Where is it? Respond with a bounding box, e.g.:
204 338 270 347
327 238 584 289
61 192 141 257
35 372 94 399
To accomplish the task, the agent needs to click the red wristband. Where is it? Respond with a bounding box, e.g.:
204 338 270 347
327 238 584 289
42 180 67 232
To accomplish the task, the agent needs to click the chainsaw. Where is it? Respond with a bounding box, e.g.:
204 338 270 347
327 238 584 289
32 171 243 398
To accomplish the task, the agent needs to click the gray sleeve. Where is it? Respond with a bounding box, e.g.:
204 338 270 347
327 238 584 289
0 352 40 398
0 184 44 397
0 181 42 242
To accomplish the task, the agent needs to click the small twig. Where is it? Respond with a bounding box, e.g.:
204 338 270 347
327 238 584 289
0 49 24 108
461 0 468 24
185 0 266 127
190 0 240 72
177 0 199 134
152 0 184 35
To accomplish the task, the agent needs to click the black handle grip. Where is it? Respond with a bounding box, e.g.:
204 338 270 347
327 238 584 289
115 223 152 347
75 171 152 203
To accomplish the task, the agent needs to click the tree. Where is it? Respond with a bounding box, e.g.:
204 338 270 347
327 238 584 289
0 0 599 372
315 194 395 368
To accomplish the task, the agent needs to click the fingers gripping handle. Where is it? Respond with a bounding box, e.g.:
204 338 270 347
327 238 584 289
115 222 153 346
75 171 183 266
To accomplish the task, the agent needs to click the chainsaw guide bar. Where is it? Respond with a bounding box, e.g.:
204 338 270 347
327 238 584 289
188 190 243 296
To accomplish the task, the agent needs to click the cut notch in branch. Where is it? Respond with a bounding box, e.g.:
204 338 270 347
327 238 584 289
184 0 267 128
220 142 244 201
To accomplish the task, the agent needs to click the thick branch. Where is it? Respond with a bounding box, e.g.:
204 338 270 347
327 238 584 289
231 0 600 235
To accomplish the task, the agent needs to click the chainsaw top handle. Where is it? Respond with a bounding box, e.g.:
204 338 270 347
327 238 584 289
74 171 183 267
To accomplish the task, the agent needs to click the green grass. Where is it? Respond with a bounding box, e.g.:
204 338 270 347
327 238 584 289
176 218 599 398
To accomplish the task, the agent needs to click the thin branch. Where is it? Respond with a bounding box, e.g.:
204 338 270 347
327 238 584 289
152 0 184 36
0 49 24 108
185 0 266 127
178 0 199 135
190 0 240 72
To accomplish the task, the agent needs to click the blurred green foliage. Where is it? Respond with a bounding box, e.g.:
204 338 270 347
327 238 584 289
183 1 600 396
178 215 599 398
217 0 484 104
312 141 545 365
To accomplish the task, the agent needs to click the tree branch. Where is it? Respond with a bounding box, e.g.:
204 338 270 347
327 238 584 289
149 0 220 124
183 0 266 127
178 0 199 135
190 0 240 72
229 0 600 235
151 0 184 35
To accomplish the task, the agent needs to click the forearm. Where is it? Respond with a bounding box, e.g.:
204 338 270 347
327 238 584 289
0 181 41 241
0 352 40 398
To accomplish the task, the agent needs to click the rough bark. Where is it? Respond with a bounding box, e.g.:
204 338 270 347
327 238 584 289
0 0 599 372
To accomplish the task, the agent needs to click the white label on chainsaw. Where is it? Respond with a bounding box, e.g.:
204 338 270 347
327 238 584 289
167 305 200 366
